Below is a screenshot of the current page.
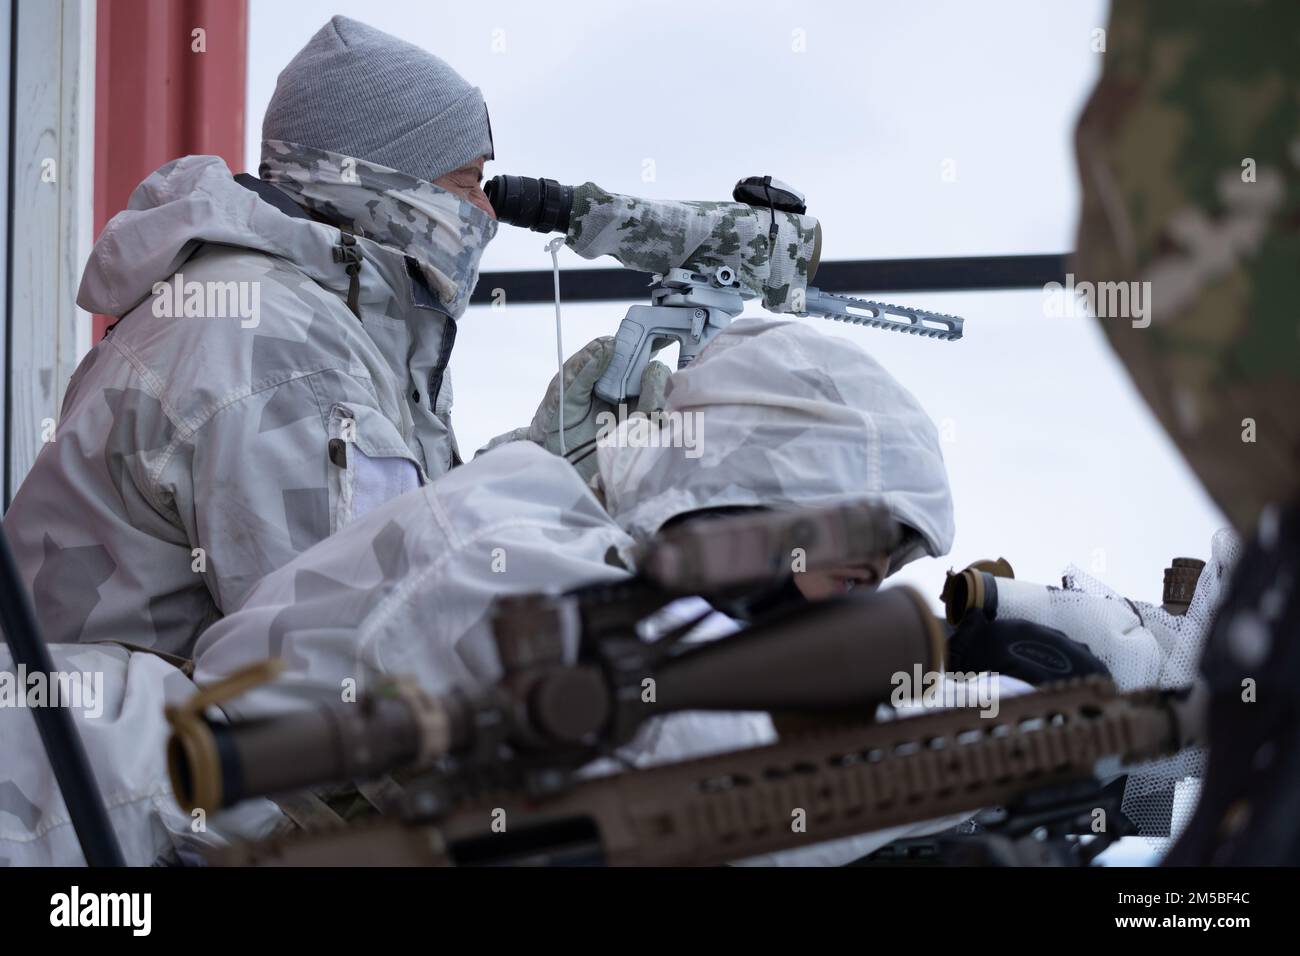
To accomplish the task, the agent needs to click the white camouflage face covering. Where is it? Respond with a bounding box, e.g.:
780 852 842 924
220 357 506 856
260 139 498 319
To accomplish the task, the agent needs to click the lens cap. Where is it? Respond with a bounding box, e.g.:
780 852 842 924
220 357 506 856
732 175 807 214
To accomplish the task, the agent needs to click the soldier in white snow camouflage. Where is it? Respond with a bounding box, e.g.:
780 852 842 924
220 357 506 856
2 18 497 657
0 14 511 865
196 319 953 704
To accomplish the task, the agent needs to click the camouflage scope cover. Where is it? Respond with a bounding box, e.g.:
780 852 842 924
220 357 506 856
565 183 822 312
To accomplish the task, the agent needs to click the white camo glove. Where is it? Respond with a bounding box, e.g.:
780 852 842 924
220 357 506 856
528 336 670 480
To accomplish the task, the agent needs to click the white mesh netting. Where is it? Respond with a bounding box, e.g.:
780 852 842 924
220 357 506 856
992 529 1241 849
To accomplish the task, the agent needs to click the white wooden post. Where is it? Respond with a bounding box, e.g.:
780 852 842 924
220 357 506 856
5 0 96 504
0 0 11 505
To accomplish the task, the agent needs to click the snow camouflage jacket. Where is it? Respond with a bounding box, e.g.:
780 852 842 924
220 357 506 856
1 319 959 865
2 144 495 659
195 319 955 705
0 642 284 866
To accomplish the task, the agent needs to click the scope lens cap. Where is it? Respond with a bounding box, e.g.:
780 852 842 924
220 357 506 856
732 175 807 214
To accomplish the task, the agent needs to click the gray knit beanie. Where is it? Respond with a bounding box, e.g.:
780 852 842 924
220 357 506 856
262 16 494 184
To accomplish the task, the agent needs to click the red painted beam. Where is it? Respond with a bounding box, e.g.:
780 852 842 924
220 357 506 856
93 0 247 340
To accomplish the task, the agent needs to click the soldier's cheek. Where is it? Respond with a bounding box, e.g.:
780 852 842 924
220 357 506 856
470 190 496 219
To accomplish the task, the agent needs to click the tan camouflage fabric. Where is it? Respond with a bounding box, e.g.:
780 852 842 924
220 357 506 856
261 140 497 320
1074 0 1300 870
3 149 491 657
1074 0 1300 533
565 183 821 311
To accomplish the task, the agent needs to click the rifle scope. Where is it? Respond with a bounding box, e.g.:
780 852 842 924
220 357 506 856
170 587 944 813
168 686 476 814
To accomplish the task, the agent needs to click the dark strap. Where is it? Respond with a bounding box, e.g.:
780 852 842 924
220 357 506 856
333 228 364 320
271 792 349 833
272 777 405 834
404 255 443 312
90 640 194 678
233 173 315 221
234 174 365 321
355 776 406 815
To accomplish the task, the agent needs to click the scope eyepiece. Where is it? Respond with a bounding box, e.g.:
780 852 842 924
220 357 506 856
484 175 574 234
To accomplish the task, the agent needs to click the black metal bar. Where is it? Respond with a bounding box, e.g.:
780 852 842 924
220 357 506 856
815 253 1070 294
0 522 125 866
471 253 1070 305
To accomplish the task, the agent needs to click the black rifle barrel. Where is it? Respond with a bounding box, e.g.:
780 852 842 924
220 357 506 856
0 524 125 866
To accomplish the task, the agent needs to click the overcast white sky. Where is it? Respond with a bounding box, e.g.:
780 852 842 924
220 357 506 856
246 0 1227 611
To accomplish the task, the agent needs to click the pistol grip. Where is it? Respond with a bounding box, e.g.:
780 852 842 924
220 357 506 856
594 313 652 404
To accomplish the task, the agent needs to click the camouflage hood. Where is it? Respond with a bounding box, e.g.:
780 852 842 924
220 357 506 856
78 146 496 321
77 153 352 317
261 140 497 319
595 319 955 571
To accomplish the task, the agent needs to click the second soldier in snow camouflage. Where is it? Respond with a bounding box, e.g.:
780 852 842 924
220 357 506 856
0 319 957 865
565 183 822 311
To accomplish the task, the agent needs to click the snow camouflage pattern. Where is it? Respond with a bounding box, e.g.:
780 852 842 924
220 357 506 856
260 140 498 320
0 643 283 865
989 529 1239 846
1075 0 1300 534
0 320 955 865
596 318 955 571
565 183 821 311
196 319 953 702
2 151 484 658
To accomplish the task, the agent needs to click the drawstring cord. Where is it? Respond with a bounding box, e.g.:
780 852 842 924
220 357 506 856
332 227 364 320
545 236 567 454
763 180 779 253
